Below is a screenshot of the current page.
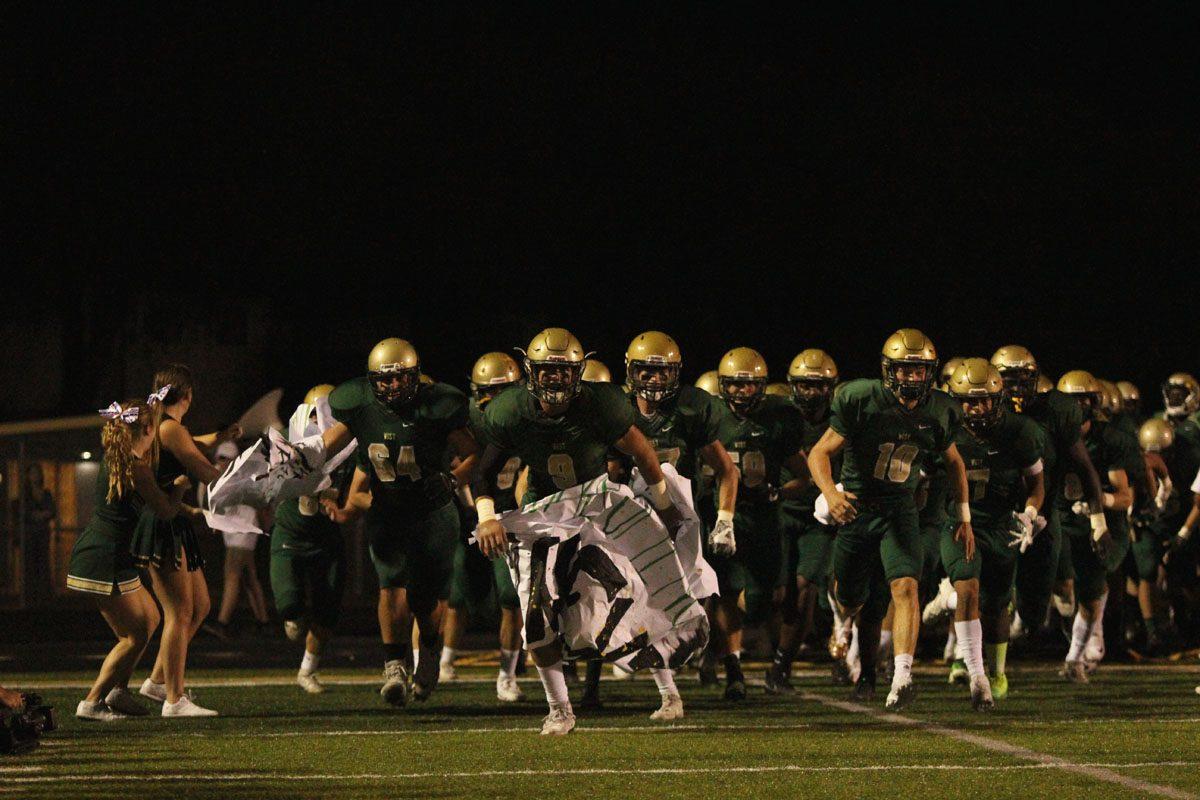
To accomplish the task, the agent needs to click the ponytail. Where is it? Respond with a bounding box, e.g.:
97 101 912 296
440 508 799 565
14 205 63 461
100 399 151 503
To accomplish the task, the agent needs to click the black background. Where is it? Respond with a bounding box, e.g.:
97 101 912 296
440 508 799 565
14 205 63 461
6 7 1198 427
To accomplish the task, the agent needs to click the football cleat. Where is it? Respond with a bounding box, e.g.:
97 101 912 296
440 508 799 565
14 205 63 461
412 650 440 702
831 657 853 686
540 706 576 735
650 693 685 721
104 688 149 716
764 664 795 695
1008 611 1026 642
496 674 524 703
922 577 957 625
139 678 167 703
942 629 958 663
851 673 876 702
161 695 218 717
76 700 127 722
439 662 458 683
948 660 969 685
297 670 325 694
885 680 916 711
970 675 995 711
1062 660 1089 684
697 661 719 688
380 660 412 707
723 679 747 701
989 672 1009 700
1083 626 1105 673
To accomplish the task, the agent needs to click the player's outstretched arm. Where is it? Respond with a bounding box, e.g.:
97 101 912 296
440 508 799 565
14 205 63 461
321 422 353 458
471 442 511 558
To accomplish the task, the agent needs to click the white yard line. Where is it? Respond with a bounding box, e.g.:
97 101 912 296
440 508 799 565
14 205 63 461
5 761 1199 784
800 692 1197 800
245 722 813 737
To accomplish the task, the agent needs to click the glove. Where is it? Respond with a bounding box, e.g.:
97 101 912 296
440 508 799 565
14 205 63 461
1006 508 1037 553
1070 500 1091 517
1154 478 1174 513
707 518 736 556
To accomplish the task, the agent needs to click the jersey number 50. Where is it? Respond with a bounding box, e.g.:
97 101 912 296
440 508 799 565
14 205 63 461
368 443 421 483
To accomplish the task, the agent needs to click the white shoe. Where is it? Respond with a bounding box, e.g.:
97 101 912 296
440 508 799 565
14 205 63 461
611 664 634 681
380 660 411 707
885 679 916 711
1009 611 1026 641
439 661 458 683
829 609 853 660
1083 628 1105 673
284 619 307 642
139 678 167 703
496 673 524 703
1062 660 1089 684
922 578 956 625
297 670 325 694
161 695 218 717
105 687 150 716
76 699 127 721
969 675 994 711
540 706 576 735
650 693 684 721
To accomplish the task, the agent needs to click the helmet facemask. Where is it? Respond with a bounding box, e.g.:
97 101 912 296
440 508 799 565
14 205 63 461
369 365 421 411
998 366 1038 412
627 361 681 403
959 393 1005 435
1162 382 1198 418
526 358 584 405
720 377 766 415
789 377 833 416
881 356 937 404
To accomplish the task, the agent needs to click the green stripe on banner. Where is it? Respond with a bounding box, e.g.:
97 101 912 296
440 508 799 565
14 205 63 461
601 497 631 528
651 576 684 597
607 508 651 541
671 601 694 623
640 548 675 570
664 594 690 613
632 537 669 561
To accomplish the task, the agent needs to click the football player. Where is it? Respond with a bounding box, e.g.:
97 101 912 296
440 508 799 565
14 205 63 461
322 339 480 707
1131 418 1176 652
438 353 527 703
808 329 971 710
1161 373 1200 430
769 348 839 693
470 328 686 735
271 384 350 695
605 331 739 716
1116 381 1144 425
710 347 808 701
1054 371 1137 682
990 346 1108 641
942 360 1045 707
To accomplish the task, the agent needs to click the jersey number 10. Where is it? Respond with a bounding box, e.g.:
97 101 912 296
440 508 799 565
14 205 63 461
873 442 919 483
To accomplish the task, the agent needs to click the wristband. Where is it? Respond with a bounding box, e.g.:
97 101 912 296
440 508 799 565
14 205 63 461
1101 492 1115 509
649 479 673 511
1023 505 1040 520
476 497 497 523
958 502 971 524
717 509 734 524
1089 512 1107 541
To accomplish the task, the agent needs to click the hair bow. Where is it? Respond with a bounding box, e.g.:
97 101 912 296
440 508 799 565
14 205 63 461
147 385 172 405
99 402 140 423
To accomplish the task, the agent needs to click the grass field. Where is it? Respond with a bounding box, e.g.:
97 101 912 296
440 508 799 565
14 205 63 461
3 660 1199 800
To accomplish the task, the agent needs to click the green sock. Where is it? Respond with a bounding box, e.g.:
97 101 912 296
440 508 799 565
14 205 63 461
985 642 1008 676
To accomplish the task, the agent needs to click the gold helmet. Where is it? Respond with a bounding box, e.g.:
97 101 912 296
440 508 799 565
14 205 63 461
787 348 838 414
881 329 938 403
1036 374 1054 394
582 359 612 383
939 357 966 390
1096 379 1121 420
694 370 721 397
1162 372 1200 418
718 347 769 414
419 373 434 386
991 345 1040 407
522 328 587 404
367 338 421 409
947 358 1006 433
1115 381 1141 413
625 331 682 402
303 384 335 405
1137 418 1175 453
1057 369 1102 420
470 352 522 405
766 382 790 397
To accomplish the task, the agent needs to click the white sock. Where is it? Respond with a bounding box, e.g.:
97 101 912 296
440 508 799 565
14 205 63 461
412 648 420 670
955 619 985 679
652 668 677 697
500 649 520 678
300 650 320 674
847 624 860 664
878 630 893 659
537 662 571 710
892 653 914 688
943 628 957 661
954 629 968 661
1065 611 1097 662
440 647 455 667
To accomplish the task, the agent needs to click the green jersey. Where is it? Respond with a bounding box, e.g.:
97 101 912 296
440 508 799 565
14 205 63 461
714 395 805 511
829 379 959 501
953 409 1043 529
468 401 521 512
1023 390 1084 500
482 382 635 502
624 384 729 480
329 377 469 517
1056 421 1141 516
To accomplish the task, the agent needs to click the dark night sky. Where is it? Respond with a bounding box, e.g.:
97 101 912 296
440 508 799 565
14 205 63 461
5 7 1198 425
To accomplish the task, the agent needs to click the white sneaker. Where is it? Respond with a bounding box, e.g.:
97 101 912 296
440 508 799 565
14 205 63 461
297 670 325 694
611 664 634 681
540 706 576 735
650 693 684 720
1083 627 1105 673
496 673 524 703
76 699 127 721
969 675 994 711
829 609 853 660
139 678 167 703
885 679 916 711
105 687 150 716
380 659 411 707
1062 660 1089 684
439 661 458 683
922 578 956 625
284 619 307 642
161 695 218 717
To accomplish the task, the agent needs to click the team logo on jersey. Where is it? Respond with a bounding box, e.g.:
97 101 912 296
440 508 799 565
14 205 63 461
384 432 396 441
